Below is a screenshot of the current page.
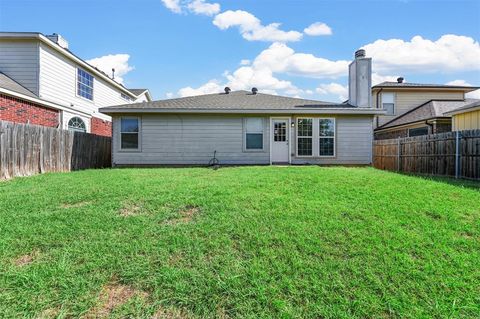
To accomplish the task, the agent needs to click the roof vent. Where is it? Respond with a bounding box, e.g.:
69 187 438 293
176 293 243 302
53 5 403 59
251 87 258 95
46 33 69 49
355 49 366 59
397 77 404 83
224 87 231 94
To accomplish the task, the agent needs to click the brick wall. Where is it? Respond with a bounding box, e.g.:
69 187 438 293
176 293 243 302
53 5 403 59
91 117 112 137
0 93 59 127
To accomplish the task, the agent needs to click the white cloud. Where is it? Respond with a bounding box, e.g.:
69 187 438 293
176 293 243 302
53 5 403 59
161 0 182 13
213 10 302 42
363 35 480 73
166 92 175 98
467 90 480 99
304 22 332 36
86 54 133 84
316 83 348 101
178 80 224 97
240 59 250 66
372 73 399 85
187 0 220 16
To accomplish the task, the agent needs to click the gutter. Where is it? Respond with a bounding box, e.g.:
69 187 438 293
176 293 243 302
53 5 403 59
99 107 387 115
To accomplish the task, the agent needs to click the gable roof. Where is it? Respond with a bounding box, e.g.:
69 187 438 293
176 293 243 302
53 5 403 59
128 89 149 96
373 81 479 92
100 90 385 115
376 99 480 130
0 72 37 98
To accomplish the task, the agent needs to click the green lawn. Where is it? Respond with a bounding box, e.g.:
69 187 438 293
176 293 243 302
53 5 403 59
0 167 479 318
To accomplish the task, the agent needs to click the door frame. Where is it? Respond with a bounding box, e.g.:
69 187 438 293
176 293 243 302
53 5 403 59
269 116 291 164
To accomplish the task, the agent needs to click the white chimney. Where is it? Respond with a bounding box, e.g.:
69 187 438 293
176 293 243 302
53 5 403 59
348 49 372 108
46 33 69 49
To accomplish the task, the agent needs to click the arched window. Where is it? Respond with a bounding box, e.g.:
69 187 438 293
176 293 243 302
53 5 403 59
68 117 86 132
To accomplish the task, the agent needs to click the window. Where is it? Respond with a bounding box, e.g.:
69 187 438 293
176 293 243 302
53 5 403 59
244 118 264 150
319 118 335 156
121 93 132 102
408 127 429 137
274 121 286 142
68 117 86 132
120 118 140 150
297 118 313 156
382 92 395 115
77 68 94 100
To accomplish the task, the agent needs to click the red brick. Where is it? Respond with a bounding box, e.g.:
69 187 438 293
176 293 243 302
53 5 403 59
91 117 112 137
0 93 59 127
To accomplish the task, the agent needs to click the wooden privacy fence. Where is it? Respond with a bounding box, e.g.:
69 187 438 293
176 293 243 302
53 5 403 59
373 129 480 180
0 120 111 180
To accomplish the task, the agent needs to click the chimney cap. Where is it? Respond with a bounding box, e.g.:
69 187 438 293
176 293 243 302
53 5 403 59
224 87 231 94
397 77 404 83
355 49 366 59
251 87 258 95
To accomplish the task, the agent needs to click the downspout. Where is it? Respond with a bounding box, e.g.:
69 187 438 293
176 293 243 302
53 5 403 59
425 120 434 134
375 88 383 128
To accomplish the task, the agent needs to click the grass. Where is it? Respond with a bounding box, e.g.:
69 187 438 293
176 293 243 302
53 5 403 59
0 166 479 318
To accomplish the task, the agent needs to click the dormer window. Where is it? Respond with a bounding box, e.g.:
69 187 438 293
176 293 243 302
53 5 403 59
77 68 94 100
382 92 395 115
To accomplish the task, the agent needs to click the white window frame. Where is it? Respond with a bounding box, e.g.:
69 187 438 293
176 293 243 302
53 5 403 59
243 117 265 152
119 116 141 152
318 118 336 158
382 92 395 116
296 117 314 157
76 68 95 102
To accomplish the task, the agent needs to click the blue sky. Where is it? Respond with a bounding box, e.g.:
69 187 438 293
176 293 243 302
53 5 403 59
1 0 479 101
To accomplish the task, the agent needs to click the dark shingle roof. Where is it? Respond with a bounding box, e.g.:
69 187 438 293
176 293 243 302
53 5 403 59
376 99 480 130
444 100 480 115
128 89 148 96
102 90 353 110
373 82 479 91
0 72 37 98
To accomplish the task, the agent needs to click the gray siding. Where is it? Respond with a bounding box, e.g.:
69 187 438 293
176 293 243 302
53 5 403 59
113 114 271 165
291 115 373 165
0 40 39 95
112 114 373 166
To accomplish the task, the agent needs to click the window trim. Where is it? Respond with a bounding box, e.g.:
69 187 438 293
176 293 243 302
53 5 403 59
76 68 95 102
318 117 336 158
243 117 265 152
119 116 141 152
381 92 395 116
67 116 87 133
296 117 314 157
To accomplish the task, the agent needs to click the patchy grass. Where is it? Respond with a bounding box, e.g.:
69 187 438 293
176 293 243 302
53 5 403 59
0 166 479 318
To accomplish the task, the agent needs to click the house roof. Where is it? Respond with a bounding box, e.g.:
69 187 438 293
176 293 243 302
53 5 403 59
128 89 149 96
376 99 480 130
372 81 479 92
0 72 37 98
444 100 480 116
100 90 385 115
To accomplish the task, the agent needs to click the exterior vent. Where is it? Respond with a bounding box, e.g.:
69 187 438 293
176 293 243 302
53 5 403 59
46 33 69 49
251 87 258 95
355 49 366 59
224 87 231 94
397 77 404 83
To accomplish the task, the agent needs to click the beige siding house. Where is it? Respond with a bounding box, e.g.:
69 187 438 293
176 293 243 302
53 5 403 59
100 50 384 166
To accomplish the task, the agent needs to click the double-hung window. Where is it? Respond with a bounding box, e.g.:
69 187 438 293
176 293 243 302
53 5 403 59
77 68 94 100
319 118 335 156
244 118 264 150
120 117 140 150
382 92 395 115
297 118 313 156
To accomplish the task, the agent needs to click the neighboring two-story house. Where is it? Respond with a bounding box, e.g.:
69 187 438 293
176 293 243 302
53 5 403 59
372 78 479 139
0 32 152 136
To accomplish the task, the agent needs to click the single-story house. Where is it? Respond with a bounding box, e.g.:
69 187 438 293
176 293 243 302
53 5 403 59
99 50 385 166
444 100 480 131
374 99 479 139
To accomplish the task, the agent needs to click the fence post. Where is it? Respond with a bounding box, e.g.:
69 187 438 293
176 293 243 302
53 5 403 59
397 138 401 172
455 131 461 179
